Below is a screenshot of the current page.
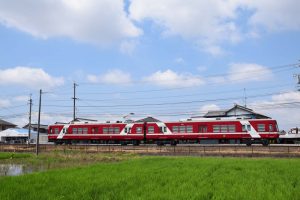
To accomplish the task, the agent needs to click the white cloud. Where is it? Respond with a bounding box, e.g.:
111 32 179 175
227 63 273 83
0 0 142 45
129 0 300 54
0 66 64 89
87 69 132 85
250 91 300 130
143 69 204 88
0 99 11 108
120 40 139 55
174 57 185 65
243 0 300 32
200 104 220 113
129 0 241 54
12 95 29 102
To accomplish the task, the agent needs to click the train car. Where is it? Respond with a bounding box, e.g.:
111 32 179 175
48 117 279 146
279 127 300 144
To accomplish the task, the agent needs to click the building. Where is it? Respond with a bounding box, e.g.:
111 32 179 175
0 119 17 131
193 104 270 119
23 123 48 133
0 128 30 144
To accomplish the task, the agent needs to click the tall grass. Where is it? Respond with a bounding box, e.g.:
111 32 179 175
0 156 299 199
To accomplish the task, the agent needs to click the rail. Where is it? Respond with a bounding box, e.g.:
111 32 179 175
1 144 300 157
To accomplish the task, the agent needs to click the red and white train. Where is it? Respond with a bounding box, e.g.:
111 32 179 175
48 117 279 146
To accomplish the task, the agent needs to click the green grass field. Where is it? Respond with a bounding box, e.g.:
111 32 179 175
0 153 299 200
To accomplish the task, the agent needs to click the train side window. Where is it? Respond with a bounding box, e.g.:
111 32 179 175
199 126 207 133
109 128 114 134
72 128 77 134
221 125 227 133
136 127 142 134
173 126 179 133
213 125 220 133
257 124 265 132
179 126 185 133
228 125 235 133
148 126 154 133
78 128 83 134
186 126 193 133
114 127 120 134
269 124 273 132
103 128 108 134
83 128 88 134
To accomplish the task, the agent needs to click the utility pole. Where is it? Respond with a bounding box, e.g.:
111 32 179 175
243 88 247 108
72 82 78 121
28 94 32 144
36 89 42 156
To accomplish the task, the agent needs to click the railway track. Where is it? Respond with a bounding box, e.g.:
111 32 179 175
1 144 300 157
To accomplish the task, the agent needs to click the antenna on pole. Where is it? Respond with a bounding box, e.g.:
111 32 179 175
243 88 247 108
72 82 78 121
28 94 32 144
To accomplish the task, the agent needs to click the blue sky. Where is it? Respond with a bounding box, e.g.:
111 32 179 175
0 0 299 130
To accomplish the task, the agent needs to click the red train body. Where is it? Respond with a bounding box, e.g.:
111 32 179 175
48 117 279 145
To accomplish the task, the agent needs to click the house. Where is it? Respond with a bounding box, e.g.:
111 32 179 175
0 119 17 131
135 116 161 123
23 123 48 133
193 104 270 119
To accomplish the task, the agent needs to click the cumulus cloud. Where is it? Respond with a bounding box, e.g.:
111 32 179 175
143 69 204 88
243 0 300 32
200 104 220 113
250 91 300 130
0 99 11 108
0 0 142 45
87 69 132 85
0 66 64 89
120 40 139 55
227 63 273 83
129 0 300 54
129 0 241 54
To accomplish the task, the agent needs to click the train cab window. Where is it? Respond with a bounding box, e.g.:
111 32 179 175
199 126 207 133
124 128 128 133
83 128 88 134
228 125 236 133
269 124 273 132
163 127 167 133
186 126 193 133
247 125 251 131
128 128 132 133
257 124 265 132
148 126 154 133
136 127 142 134
114 127 120 134
172 126 179 133
242 125 246 132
